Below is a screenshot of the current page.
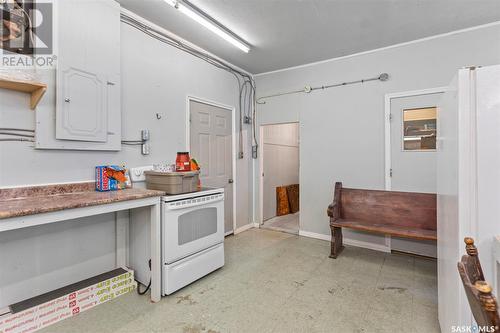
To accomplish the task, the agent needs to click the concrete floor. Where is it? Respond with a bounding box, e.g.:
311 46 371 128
262 213 299 234
41 229 439 333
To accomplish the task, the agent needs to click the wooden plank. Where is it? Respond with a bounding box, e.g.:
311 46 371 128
0 78 46 92
340 187 436 230
331 219 437 241
30 86 47 109
276 186 290 216
286 184 299 213
0 78 47 109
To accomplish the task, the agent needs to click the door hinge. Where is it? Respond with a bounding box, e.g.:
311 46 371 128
389 113 393 121
389 168 393 177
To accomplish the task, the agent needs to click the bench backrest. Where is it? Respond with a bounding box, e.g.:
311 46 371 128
337 183 436 231
458 238 499 329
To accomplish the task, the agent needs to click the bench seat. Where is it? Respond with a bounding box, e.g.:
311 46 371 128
330 219 437 241
327 182 437 258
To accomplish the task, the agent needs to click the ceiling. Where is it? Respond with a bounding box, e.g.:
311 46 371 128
117 0 500 74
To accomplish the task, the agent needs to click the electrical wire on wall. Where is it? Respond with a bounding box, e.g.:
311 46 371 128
0 128 35 142
0 138 34 142
256 73 389 105
120 13 257 159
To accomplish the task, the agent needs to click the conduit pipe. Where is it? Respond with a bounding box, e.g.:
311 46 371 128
256 73 389 104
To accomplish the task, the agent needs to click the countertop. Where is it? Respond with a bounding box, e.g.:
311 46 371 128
0 182 165 219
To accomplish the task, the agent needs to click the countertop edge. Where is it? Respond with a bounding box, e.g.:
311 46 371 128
0 189 165 220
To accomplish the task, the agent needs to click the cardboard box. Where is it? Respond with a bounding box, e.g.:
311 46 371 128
0 269 136 333
95 166 127 192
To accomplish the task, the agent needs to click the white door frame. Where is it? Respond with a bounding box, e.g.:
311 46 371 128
384 87 449 190
259 125 264 225
258 121 300 231
186 95 237 235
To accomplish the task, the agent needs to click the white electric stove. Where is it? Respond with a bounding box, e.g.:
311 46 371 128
129 166 225 296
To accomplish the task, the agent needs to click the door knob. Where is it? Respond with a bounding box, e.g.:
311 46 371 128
228 179 234 184
64 98 71 103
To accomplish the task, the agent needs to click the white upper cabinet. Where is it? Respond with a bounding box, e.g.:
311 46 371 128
55 0 120 144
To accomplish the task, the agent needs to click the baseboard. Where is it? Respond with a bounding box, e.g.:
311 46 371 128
298 230 391 253
234 223 255 234
344 237 391 253
298 230 330 241
253 222 260 228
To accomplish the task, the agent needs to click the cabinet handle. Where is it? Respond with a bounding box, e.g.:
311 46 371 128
64 98 71 103
107 81 115 86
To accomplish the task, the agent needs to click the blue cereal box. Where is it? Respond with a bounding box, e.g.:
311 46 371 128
95 166 127 192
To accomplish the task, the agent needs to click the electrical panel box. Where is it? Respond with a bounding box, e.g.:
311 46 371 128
37 0 121 151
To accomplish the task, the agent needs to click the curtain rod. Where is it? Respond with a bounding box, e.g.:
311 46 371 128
256 73 389 104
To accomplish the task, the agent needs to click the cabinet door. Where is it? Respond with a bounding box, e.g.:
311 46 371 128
57 65 107 142
55 0 120 143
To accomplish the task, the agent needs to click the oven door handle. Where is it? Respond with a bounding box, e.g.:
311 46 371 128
164 195 224 210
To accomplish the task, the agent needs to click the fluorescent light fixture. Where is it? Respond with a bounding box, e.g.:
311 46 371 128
164 0 250 53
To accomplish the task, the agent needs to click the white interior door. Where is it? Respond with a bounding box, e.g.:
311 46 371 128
390 93 443 193
389 92 443 257
189 100 233 234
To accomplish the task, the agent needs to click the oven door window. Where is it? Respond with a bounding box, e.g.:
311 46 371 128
178 207 218 245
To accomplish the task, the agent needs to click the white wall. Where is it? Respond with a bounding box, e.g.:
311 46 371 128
262 122 299 220
0 14 253 307
254 23 500 248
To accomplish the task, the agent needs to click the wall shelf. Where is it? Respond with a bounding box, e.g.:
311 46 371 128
0 78 47 110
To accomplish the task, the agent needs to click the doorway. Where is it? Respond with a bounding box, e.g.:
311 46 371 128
385 88 447 192
260 122 300 235
188 97 236 235
385 88 446 257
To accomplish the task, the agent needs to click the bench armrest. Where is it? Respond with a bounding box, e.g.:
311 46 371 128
327 202 338 218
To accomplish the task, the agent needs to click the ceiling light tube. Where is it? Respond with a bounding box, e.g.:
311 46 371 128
164 0 250 53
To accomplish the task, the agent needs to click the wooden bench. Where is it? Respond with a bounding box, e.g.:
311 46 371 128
326 182 437 258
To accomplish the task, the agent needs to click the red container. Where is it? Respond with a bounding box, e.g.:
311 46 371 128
176 152 191 172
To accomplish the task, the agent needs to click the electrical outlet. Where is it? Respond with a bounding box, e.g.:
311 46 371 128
238 151 244 159
129 166 153 182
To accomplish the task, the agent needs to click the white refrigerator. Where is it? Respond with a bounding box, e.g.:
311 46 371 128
437 64 500 331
